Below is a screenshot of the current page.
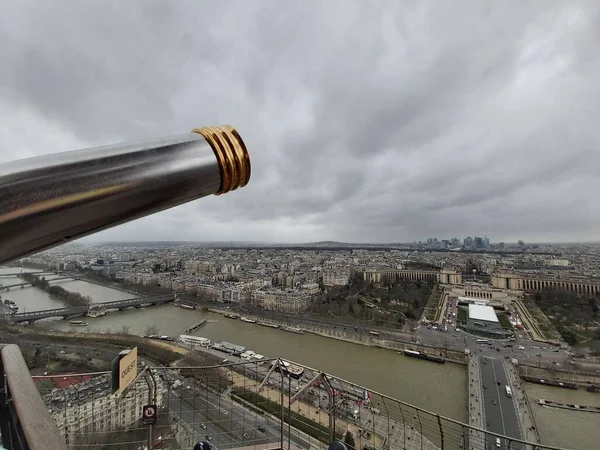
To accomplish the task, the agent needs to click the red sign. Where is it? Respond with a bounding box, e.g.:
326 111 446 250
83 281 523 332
142 404 157 425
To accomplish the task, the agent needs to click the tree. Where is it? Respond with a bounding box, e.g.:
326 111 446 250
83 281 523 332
120 325 130 335
344 431 356 450
145 325 159 336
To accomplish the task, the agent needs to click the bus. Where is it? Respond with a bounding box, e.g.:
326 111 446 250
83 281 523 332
476 339 490 344
505 385 512 397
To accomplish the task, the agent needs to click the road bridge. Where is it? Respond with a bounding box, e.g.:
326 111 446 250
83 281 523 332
0 276 78 291
9 294 176 323
0 271 47 277
0 282 31 290
478 356 523 449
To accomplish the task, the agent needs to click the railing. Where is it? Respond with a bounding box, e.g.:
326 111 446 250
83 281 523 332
0 344 66 450
30 357 572 450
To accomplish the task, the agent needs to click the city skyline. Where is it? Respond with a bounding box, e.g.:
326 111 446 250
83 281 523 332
2 2 600 243
79 237 600 246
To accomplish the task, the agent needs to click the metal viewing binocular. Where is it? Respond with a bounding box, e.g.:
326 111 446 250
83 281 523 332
0 125 251 265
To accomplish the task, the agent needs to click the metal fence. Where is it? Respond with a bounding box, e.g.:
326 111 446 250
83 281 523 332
31 358 570 450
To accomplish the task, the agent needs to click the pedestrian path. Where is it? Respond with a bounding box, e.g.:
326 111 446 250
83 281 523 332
503 360 540 447
233 377 440 450
467 355 485 450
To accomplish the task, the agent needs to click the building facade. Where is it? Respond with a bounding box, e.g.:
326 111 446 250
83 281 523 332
491 272 600 295
46 375 166 446
363 268 462 284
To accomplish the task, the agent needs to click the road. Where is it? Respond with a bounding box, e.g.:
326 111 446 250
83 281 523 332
478 356 522 450
167 379 310 450
418 315 570 369
167 389 242 449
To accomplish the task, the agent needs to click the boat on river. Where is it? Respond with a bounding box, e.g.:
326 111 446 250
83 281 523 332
69 320 88 326
399 349 445 364
281 326 305 335
271 359 304 379
257 321 280 329
537 399 600 413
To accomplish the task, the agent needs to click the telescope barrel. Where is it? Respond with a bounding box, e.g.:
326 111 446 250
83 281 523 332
0 125 251 265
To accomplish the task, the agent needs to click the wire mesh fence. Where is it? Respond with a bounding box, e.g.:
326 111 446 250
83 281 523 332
31 357 569 450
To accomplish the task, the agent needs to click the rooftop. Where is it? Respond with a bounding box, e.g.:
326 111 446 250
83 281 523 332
458 296 490 304
468 303 499 323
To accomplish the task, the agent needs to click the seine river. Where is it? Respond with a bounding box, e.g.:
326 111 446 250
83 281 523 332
1 267 598 449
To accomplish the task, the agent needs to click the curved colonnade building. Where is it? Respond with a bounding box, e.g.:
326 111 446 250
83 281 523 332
362 268 462 284
491 272 600 295
363 268 600 297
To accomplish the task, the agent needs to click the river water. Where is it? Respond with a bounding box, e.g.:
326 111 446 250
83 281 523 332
1 267 596 449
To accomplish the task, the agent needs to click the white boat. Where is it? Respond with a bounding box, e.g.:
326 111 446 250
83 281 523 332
253 354 266 365
240 317 256 324
240 350 256 360
272 359 304 379
281 326 304 335
257 321 280 329
178 334 211 348
69 320 88 326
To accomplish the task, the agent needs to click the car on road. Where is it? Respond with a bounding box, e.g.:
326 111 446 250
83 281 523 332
257 426 267 433
495 437 501 447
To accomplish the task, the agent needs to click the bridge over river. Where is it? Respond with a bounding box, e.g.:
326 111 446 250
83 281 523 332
0 271 53 277
0 276 77 291
9 294 176 323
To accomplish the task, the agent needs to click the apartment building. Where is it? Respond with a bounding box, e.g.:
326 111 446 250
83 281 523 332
197 283 251 304
250 288 311 312
47 376 166 446
323 269 352 286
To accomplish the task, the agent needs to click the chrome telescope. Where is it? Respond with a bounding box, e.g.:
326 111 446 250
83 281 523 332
0 125 251 265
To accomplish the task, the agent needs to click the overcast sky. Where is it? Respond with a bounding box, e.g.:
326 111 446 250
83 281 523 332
1 1 599 244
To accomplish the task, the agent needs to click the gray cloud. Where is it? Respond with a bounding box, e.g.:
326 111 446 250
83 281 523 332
1 0 599 244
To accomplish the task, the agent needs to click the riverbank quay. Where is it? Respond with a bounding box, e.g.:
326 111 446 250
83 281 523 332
0 324 188 365
209 308 469 365
518 364 600 387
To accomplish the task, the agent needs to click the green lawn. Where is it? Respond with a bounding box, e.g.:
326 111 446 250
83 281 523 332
457 307 467 323
496 312 513 330
232 388 342 444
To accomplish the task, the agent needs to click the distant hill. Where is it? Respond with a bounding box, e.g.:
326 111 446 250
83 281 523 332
302 241 398 247
303 241 348 246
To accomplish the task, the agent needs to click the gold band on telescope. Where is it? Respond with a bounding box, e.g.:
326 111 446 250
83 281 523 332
192 125 251 195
